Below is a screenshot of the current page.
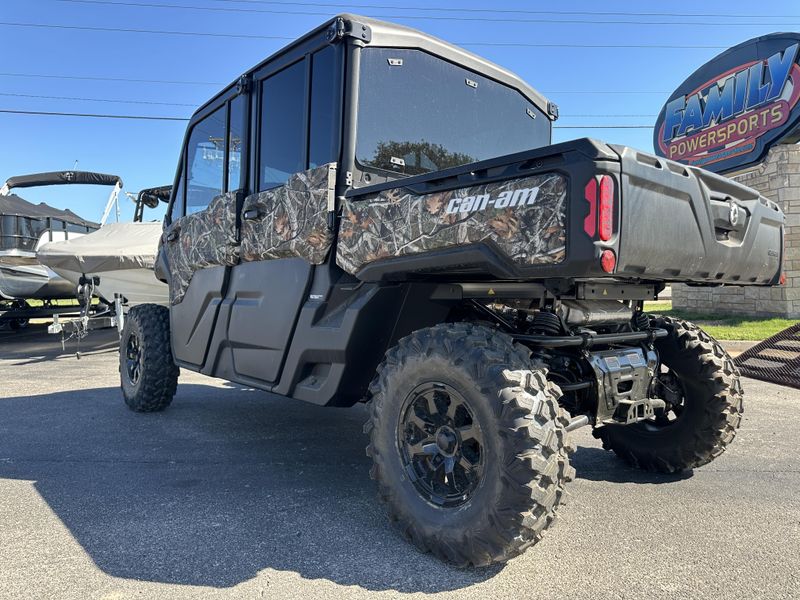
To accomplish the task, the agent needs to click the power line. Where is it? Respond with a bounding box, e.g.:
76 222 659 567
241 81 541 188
0 72 671 94
554 125 655 129
0 21 729 48
551 90 668 94
0 21 295 41
0 91 197 106
46 0 800 27
0 71 223 85
0 108 655 128
0 109 190 121
564 115 656 118
207 0 800 19
0 73 673 94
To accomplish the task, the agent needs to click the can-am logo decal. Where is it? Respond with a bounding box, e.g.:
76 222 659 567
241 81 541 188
654 34 800 173
445 186 540 214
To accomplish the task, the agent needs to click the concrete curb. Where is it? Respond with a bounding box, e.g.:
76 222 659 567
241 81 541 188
720 339 757 358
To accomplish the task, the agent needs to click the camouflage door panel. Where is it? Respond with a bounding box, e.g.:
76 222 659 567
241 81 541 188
336 173 567 275
160 191 239 305
240 163 336 265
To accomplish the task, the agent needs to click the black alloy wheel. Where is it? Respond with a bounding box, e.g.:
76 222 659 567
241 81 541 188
398 382 484 508
125 332 142 385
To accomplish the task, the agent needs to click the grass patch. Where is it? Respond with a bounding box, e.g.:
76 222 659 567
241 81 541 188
643 300 796 341
25 298 82 308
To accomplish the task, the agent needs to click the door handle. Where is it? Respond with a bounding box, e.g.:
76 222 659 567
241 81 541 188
243 208 264 221
166 228 180 242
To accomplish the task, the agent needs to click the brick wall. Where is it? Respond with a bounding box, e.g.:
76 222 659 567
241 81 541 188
671 143 799 318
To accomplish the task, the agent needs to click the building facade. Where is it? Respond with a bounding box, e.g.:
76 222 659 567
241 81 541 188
671 143 800 318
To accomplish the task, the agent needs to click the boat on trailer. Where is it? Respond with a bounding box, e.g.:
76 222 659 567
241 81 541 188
38 185 170 308
0 171 121 328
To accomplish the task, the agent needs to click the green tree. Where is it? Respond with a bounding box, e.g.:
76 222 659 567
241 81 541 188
367 140 475 176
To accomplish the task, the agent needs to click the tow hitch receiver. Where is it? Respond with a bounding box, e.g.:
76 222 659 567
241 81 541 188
587 346 660 424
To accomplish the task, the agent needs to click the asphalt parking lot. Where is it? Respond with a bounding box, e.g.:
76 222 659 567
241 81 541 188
1 324 798 599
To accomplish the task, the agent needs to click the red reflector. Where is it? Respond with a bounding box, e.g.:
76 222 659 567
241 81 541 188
780 272 787 285
598 175 614 242
600 249 616 273
583 179 597 237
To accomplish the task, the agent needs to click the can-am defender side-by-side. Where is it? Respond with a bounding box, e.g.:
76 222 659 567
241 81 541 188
120 15 783 566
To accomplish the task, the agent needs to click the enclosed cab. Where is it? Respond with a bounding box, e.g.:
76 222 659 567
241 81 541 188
122 15 780 567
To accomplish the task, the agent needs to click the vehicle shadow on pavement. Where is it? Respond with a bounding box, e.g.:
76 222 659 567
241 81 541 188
0 383 499 592
571 446 693 484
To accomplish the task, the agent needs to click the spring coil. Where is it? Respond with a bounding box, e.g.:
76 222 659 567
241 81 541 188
531 311 563 336
633 311 650 331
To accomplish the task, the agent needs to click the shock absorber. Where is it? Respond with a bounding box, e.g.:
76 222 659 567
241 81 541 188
531 311 563 336
633 310 650 331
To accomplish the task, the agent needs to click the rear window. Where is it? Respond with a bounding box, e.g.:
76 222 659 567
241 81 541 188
356 48 550 177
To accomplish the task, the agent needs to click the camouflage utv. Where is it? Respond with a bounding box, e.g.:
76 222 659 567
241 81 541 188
120 15 784 566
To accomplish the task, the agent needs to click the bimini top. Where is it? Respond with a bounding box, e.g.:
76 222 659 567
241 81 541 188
138 185 172 209
1 171 123 195
0 193 99 228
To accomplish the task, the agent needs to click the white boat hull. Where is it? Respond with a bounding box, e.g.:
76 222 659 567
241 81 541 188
0 262 75 300
51 266 168 306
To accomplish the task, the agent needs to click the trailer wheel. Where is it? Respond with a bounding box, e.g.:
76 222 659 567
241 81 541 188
120 303 179 412
365 322 575 567
595 316 743 473
7 300 30 331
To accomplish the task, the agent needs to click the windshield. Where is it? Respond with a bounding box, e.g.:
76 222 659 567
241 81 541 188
356 48 550 178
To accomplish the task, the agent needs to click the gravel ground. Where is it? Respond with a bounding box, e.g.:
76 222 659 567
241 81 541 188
0 324 798 600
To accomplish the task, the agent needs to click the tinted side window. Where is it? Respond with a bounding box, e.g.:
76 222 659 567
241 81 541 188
0 215 16 237
259 60 306 191
66 222 87 238
186 105 226 214
228 94 246 191
170 161 186 221
309 46 339 169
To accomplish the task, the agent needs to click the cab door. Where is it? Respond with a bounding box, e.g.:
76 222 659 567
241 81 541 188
161 94 245 368
222 45 342 385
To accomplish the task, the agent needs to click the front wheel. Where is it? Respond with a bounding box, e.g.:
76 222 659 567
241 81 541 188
595 316 743 472
120 303 179 412
365 323 575 567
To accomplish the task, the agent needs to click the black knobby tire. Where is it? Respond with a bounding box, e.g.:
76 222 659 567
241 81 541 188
365 322 575 567
120 304 179 412
595 316 743 473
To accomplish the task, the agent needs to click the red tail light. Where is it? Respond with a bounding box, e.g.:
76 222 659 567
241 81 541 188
780 272 787 285
600 249 616 273
584 175 614 241
598 175 614 241
583 179 597 237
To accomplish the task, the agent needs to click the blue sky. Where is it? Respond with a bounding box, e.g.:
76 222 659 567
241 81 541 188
1 0 798 222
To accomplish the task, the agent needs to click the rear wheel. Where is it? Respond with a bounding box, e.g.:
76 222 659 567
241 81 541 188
365 322 574 567
595 316 743 472
120 304 179 412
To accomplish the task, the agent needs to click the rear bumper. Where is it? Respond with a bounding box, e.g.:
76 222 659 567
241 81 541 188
610 144 784 286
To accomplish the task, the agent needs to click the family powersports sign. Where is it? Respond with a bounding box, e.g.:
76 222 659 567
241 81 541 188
654 33 800 173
